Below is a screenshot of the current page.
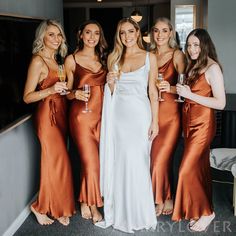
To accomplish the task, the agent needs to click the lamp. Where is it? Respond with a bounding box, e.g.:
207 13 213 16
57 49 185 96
131 0 142 22
131 10 142 22
142 0 150 43
143 32 151 43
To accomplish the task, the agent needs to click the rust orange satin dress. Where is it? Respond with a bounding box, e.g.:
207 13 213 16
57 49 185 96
151 57 181 205
172 73 215 221
32 65 75 218
69 60 106 207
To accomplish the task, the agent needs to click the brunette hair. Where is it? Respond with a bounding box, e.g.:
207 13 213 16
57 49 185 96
76 20 108 67
185 28 222 85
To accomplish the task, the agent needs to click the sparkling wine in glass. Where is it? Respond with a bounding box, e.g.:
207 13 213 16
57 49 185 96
175 73 186 103
58 65 68 95
156 73 165 102
82 84 92 113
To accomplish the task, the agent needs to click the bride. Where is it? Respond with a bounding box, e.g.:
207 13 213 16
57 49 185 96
96 18 159 233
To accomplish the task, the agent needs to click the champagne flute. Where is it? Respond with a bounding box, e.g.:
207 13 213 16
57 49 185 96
156 73 165 102
175 73 186 102
82 84 92 113
58 65 68 95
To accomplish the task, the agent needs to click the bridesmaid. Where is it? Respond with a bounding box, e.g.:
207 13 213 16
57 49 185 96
65 20 108 223
23 20 75 226
173 28 226 231
150 17 186 216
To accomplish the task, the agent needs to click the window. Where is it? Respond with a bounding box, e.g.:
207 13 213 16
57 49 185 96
175 5 196 50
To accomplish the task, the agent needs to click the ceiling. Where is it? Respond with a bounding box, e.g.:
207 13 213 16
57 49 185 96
63 0 169 7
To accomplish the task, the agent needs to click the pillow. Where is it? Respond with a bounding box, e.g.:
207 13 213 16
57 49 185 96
210 148 236 177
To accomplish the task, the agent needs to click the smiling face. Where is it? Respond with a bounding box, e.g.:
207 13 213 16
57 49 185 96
152 21 172 47
119 22 139 48
43 25 62 51
80 23 100 48
187 35 201 60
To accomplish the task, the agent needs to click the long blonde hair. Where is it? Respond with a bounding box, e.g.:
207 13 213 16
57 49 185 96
150 17 178 53
107 18 144 72
32 19 68 58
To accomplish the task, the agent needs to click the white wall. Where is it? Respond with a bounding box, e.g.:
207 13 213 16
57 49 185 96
0 117 40 236
0 0 63 22
208 0 236 93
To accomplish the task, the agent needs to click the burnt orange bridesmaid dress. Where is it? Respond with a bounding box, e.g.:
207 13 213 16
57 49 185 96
69 58 106 207
151 56 181 205
172 73 215 221
32 62 75 218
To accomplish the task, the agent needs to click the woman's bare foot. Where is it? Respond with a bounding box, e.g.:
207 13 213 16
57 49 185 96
57 216 70 226
162 199 173 215
189 219 197 227
30 205 54 225
90 205 103 223
81 203 92 219
155 203 164 216
190 212 215 232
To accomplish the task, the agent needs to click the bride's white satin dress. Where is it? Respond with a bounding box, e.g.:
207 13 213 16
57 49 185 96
96 53 157 233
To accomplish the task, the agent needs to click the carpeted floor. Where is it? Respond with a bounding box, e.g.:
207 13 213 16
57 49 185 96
14 138 236 235
14 179 235 236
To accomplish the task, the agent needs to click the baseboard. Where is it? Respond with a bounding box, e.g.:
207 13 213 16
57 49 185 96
3 193 37 236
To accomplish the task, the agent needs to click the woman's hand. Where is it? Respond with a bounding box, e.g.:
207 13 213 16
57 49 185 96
50 81 68 94
176 84 191 99
157 80 171 93
106 71 118 94
106 71 118 85
74 89 89 101
148 122 159 141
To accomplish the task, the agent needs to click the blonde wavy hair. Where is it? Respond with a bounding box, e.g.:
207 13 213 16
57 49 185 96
107 18 144 72
150 17 178 53
32 19 67 58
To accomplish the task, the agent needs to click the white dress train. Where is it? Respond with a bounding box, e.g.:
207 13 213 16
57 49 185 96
96 53 157 233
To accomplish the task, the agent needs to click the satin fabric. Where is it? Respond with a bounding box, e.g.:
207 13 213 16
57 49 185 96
172 73 215 221
151 57 181 204
32 67 75 218
96 54 157 233
69 61 106 207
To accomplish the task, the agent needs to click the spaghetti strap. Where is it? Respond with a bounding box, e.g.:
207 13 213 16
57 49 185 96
36 54 50 71
145 52 150 71
206 63 217 72
201 63 218 75
72 54 77 64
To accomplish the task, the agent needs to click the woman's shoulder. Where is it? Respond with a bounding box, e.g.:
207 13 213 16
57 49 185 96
65 53 75 63
148 51 157 61
204 59 222 83
173 49 185 60
204 58 221 73
30 54 46 69
65 54 77 73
